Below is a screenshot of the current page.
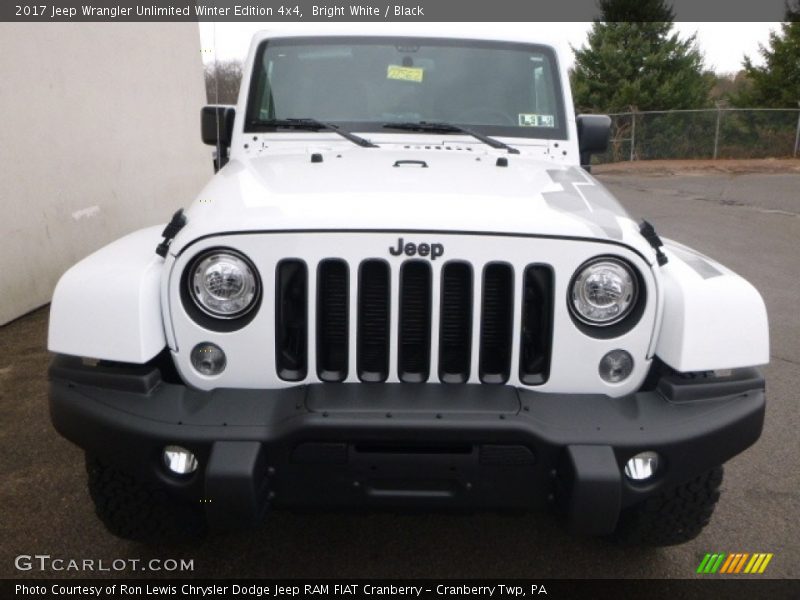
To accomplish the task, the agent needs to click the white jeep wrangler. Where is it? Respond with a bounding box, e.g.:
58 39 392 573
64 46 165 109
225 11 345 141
48 30 769 545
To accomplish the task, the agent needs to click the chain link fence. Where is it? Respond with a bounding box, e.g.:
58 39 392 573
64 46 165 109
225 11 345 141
595 108 800 163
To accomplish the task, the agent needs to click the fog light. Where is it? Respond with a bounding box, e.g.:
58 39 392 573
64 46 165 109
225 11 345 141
163 445 198 475
191 342 226 376
599 349 633 383
624 451 660 481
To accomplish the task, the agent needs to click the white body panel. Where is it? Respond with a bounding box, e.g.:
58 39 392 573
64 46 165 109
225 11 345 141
175 154 651 255
654 240 769 372
165 232 658 398
48 226 166 363
46 29 770 386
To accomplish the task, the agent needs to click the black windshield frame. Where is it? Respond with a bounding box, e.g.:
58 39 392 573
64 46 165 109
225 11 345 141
244 36 569 141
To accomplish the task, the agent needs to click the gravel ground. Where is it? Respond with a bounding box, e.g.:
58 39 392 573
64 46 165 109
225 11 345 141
1 162 798 581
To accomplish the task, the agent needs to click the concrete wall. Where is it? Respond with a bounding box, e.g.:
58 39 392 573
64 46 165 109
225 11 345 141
0 23 211 325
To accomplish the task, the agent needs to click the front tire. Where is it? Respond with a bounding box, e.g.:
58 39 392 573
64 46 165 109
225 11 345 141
611 466 724 546
85 455 207 543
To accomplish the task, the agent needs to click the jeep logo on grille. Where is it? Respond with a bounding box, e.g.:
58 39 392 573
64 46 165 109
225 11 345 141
389 237 444 260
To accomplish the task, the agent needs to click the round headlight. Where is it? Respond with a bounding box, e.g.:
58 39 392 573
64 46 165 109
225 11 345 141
189 250 259 318
570 257 637 326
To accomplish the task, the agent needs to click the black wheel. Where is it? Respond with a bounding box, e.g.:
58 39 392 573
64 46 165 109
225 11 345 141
611 466 724 546
85 454 207 543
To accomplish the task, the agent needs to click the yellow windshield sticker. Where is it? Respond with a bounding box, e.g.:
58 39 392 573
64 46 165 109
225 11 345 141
519 113 555 127
387 65 424 83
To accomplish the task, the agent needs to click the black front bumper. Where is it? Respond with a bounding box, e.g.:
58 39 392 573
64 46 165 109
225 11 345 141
49 357 765 535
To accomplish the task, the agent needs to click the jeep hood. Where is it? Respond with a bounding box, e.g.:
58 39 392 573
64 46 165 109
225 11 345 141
173 147 652 258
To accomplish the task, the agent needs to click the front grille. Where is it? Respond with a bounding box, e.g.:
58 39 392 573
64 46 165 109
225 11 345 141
275 259 307 381
398 261 432 382
438 262 473 383
519 265 554 385
316 259 349 382
275 259 553 385
357 260 391 382
478 263 515 384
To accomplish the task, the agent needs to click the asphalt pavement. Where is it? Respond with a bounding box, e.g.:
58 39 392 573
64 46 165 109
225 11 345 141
1 165 798 580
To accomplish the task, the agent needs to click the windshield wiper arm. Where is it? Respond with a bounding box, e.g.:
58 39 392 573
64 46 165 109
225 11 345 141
249 118 378 148
382 121 520 154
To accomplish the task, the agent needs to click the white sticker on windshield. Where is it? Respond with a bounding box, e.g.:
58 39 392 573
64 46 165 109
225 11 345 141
519 113 555 127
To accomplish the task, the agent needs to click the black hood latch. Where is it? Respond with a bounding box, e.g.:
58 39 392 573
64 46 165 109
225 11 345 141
155 209 187 258
639 220 668 266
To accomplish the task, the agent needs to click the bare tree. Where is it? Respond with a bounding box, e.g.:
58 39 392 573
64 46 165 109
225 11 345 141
204 60 243 105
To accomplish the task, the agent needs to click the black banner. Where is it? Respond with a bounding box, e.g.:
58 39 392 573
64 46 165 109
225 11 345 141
0 0 792 22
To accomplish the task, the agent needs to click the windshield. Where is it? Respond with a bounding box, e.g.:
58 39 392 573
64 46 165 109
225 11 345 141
245 36 567 140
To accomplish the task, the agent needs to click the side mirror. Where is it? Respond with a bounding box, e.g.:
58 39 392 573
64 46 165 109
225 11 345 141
201 106 236 171
576 114 611 172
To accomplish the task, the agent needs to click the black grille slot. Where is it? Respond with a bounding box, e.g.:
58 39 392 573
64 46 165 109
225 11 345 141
275 259 307 381
479 263 514 383
357 260 390 382
439 262 473 383
316 259 349 382
398 261 432 382
519 265 554 385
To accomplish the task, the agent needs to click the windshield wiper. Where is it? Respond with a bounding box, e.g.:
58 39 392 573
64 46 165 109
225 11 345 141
249 118 378 148
382 121 520 154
